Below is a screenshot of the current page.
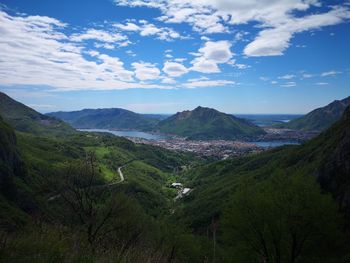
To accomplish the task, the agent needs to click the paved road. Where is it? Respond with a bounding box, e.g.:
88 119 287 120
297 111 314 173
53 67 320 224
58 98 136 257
48 165 126 202
117 166 124 182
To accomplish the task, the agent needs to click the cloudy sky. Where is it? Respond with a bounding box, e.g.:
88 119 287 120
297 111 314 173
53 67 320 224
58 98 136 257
0 0 350 114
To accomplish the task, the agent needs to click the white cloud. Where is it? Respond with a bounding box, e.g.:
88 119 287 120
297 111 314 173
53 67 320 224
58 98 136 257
191 40 233 73
115 1 350 56
278 74 295 80
87 50 100 57
187 76 209 82
191 57 220 73
280 82 296 87
174 58 187 62
163 61 189 77
321 70 341 77
0 11 172 91
156 3 228 34
260 77 269 81
244 6 350 56
114 20 183 41
182 79 235 88
126 50 136 57
234 31 249 42
234 63 250 70
198 40 233 63
94 43 115 49
114 22 140 31
71 29 127 43
316 82 328 85
161 77 176 84
302 73 314 78
132 62 161 81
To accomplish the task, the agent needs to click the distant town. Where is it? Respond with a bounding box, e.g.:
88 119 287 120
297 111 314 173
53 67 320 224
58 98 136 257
129 137 262 158
127 127 318 158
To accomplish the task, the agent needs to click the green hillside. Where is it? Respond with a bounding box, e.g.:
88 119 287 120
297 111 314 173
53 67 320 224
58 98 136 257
178 105 350 229
0 94 210 262
0 92 75 137
48 108 160 130
172 106 350 261
0 115 35 229
277 96 350 131
0 124 207 262
155 106 265 140
1 93 350 262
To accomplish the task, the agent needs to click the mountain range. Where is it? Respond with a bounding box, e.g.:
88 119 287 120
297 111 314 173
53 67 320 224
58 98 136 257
49 106 265 140
46 108 162 130
277 96 350 131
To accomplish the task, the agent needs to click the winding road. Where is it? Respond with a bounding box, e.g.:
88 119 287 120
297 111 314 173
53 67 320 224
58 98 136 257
47 165 126 202
117 165 124 183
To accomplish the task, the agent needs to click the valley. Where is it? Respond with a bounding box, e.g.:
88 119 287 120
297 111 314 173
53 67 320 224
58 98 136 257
1 93 350 262
75 120 313 158
1 1 350 262
57 108 315 158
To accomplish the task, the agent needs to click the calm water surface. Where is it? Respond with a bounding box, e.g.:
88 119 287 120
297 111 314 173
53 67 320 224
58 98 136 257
250 141 300 148
78 129 169 140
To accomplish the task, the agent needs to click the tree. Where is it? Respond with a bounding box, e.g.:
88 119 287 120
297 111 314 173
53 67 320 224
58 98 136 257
222 173 344 263
61 152 123 247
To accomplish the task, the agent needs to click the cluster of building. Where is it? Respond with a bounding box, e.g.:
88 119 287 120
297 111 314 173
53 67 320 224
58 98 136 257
170 182 192 200
128 137 262 158
260 128 318 142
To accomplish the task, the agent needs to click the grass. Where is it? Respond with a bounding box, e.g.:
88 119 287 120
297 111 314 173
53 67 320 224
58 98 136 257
99 163 115 181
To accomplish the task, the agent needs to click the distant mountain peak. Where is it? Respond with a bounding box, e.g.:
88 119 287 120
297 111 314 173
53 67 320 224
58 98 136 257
155 106 265 140
278 95 350 131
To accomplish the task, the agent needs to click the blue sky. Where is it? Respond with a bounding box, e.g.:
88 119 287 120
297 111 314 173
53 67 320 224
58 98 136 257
0 0 349 114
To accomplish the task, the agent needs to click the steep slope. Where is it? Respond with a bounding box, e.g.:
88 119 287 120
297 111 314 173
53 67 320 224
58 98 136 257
0 92 75 136
179 106 350 230
0 115 26 199
47 108 160 130
278 96 350 131
155 106 265 140
0 115 31 228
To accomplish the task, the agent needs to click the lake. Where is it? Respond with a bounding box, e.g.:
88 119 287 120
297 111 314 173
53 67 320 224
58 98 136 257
250 141 300 148
78 129 169 141
236 114 303 127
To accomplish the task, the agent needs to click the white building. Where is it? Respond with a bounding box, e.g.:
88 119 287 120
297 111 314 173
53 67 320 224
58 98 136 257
182 188 191 195
171 182 183 189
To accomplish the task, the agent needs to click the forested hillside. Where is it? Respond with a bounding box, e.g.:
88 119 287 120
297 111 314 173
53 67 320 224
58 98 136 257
1 94 350 262
277 96 350 131
0 92 75 136
155 106 265 140
175 106 350 262
0 96 209 262
48 108 160 130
